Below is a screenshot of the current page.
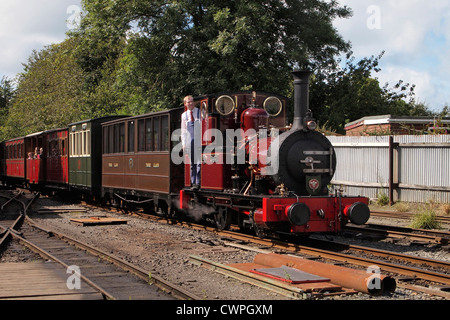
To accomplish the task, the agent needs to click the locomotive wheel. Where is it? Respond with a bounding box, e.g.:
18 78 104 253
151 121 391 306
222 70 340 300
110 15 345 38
214 207 231 230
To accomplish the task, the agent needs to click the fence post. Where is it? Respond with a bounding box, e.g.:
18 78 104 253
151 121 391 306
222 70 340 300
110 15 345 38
388 136 399 205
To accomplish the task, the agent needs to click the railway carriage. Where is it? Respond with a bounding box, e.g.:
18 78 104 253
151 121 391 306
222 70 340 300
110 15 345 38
25 131 45 187
68 116 128 200
3 137 26 186
100 109 184 213
44 128 69 190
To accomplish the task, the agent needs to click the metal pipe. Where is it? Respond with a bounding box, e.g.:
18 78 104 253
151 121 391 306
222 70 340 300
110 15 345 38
254 253 396 295
291 70 313 131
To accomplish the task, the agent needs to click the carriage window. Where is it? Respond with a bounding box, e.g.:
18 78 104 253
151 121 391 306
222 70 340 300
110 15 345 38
61 139 66 156
161 115 169 151
71 133 74 155
85 130 90 156
138 119 145 152
77 132 82 156
119 123 125 153
153 117 160 151
109 125 115 153
113 123 125 153
81 131 86 155
146 118 153 151
128 121 135 153
49 140 58 157
103 127 109 154
114 124 119 153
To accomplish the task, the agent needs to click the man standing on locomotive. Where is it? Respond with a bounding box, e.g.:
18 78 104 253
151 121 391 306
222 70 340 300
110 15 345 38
181 95 201 190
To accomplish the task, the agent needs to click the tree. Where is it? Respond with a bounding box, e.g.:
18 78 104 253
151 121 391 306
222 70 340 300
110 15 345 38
2 39 85 139
72 0 352 113
0 76 15 140
0 76 15 110
309 51 424 133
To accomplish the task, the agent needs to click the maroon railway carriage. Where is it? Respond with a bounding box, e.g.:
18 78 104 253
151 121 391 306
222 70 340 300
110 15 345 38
3 136 26 186
44 128 69 189
2 128 68 190
25 128 68 190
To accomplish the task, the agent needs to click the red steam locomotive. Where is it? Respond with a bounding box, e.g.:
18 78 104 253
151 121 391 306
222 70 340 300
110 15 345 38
0 70 370 237
179 71 370 237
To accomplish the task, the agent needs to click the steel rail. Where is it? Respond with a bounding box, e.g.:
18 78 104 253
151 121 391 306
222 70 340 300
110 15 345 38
344 224 450 245
2 192 200 300
371 210 450 224
9 230 116 300
25 217 201 301
128 212 450 286
0 192 116 299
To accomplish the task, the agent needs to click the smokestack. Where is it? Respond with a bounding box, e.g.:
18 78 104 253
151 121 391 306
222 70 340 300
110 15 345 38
291 70 312 131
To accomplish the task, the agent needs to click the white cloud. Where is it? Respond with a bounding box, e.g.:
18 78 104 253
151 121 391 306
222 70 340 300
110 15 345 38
376 67 433 103
0 0 82 78
334 0 450 111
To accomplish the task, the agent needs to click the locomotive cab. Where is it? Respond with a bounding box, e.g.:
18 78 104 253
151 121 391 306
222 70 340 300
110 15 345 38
185 91 289 193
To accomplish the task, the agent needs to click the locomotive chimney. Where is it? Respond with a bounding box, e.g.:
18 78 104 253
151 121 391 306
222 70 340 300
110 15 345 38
292 70 312 131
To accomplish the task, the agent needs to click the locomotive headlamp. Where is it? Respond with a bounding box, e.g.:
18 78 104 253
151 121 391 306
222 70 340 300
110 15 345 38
286 202 310 226
307 120 317 131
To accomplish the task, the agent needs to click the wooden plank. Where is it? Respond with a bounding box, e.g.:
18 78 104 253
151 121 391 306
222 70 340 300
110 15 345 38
70 217 127 226
0 262 103 300
4 293 103 300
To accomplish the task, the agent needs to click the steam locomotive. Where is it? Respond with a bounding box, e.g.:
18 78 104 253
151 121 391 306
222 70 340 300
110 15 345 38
0 71 370 237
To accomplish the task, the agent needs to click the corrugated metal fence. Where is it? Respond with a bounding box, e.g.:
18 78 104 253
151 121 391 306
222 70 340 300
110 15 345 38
328 135 450 204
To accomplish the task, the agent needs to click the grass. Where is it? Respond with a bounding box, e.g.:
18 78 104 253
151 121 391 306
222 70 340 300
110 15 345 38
440 203 450 216
394 202 410 212
409 205 441 230
376 190 389 206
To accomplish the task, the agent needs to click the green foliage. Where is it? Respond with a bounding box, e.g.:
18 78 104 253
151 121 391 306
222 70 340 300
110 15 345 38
309 51 428 134
0 76 15 140
409 205 441 230
376 190 389 206
1 39 87 139
72 0 352 110
0 76 15 110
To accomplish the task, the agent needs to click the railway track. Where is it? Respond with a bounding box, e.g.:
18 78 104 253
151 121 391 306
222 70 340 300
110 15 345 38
343 223 450 245
126 210 450 298
371 210 450 224
4 191 449 299
217 231 450 298
0 192 200 300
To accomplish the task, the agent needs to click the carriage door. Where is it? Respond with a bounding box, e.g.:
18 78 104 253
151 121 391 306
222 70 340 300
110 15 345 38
124 120 136 190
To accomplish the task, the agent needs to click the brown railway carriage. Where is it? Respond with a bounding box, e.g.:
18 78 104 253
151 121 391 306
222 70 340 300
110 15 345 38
101 108 184 213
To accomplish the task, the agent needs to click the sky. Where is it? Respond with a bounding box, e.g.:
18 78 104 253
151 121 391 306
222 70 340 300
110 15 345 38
0 1 449 113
